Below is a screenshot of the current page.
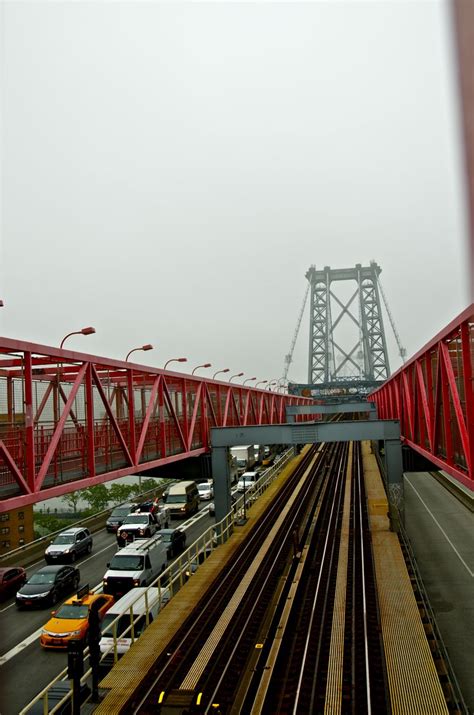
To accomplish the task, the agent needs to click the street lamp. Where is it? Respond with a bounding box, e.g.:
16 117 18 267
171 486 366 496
125 344 153 361
266 380 278 390
243 377 256 386
213 368 230 380
60 326 96 349
164 357 187 370
229 372 244 383
255 380 268 388
191 362 211 375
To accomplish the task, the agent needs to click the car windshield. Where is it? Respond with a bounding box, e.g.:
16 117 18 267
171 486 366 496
160 533 172 542
166 495 186 503
28 572 56 584
123 515 148 524
109 555 144 571
54 604 89 619
52 535 74 545
111 508 131 517
198 485 209 492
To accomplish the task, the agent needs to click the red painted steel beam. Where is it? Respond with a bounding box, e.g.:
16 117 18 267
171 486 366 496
370 305 474 490
0 336 314 511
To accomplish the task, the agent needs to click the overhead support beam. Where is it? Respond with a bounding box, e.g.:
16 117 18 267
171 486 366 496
210 419 403 517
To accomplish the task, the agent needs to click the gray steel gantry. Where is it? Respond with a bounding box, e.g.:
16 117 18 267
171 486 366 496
306 262 391 384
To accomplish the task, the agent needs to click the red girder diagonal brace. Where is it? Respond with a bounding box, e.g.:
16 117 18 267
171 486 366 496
440 341 470 472
186 382 202 451
135 375 161 464
36 363 88 490
0 441 32 494
162 379 188 452
369 304 474 490
91 365 133 467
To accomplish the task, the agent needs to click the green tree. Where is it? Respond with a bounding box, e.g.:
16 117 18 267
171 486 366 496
109 483 135 505
62 490 82 514
82 484 110 512
139 478 159 495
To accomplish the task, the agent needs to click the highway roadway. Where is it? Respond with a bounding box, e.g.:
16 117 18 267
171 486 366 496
0 504 216 715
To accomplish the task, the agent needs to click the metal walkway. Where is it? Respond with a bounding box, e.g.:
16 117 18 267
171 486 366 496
94 443 453 714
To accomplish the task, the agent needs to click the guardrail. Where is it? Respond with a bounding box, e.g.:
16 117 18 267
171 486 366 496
20 449 295 714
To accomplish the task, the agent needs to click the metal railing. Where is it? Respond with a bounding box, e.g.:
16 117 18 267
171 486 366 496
20 448 295 714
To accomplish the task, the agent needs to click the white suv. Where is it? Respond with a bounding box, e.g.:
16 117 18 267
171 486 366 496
197 482 213 500
45 527 93 564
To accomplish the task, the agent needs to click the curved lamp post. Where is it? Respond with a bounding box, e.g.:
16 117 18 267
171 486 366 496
192 362 211 376
266 380 278 391
164 357 187 370
243 377 256 386
255 380 268 388
125 344 153 361
229 372 244 383
60 326 96 349
212 368 230 380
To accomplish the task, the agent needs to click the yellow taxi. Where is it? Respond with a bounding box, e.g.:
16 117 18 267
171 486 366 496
40 586 114 649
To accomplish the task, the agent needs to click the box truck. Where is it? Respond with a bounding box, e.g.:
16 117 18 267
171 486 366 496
230 445 255 474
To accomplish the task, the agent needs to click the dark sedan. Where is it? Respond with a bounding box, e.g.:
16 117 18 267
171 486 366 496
106 503 136 532
159 528 187 559
0 567 27 600
16 565 80 609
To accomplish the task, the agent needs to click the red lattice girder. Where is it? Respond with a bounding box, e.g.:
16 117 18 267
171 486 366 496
370 304 474 490
36 363 88 490
135 375 161 463
91 365 133 467
0 336 314 511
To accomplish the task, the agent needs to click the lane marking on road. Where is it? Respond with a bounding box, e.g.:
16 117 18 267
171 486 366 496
0 626 44 666
405 476 474 577
0 542 117 614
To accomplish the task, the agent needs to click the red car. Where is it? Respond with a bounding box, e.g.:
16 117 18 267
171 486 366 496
0 566 27 600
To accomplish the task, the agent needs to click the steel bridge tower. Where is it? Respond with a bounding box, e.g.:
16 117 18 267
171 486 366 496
306 262 390 384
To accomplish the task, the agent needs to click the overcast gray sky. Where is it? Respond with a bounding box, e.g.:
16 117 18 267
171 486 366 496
0 1 469 384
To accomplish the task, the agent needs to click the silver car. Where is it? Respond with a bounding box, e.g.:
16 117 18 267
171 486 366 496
44 527 93 564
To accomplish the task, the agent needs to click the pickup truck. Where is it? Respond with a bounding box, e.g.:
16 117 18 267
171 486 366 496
116 510 168 546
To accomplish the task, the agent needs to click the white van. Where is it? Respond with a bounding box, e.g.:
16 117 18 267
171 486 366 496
237 471 258 493
99 586 170 668
102 535 167 598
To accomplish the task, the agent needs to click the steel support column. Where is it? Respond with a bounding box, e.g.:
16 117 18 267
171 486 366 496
210 447 232 526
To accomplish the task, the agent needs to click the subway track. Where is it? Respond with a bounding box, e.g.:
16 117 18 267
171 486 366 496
124 441 392 715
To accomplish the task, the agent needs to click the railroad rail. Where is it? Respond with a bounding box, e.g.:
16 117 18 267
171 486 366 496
125 440 391 714
115 440 455 715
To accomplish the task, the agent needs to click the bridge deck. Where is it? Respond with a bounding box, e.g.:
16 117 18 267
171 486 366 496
95 449 309 713
95 444 450 714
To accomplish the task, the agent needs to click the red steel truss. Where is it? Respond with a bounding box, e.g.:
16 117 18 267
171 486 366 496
0 337 314 512
369 304 474 491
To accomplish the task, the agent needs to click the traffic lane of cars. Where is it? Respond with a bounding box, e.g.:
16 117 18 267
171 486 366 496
0 527 118 655
0 623 86 715
0 510 215 715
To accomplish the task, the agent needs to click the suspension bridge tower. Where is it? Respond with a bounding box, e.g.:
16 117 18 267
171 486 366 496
306 261 391 388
